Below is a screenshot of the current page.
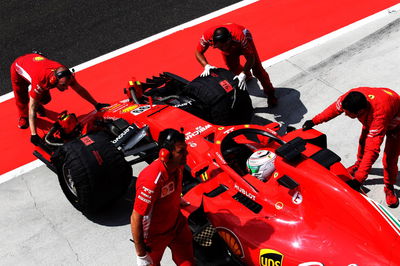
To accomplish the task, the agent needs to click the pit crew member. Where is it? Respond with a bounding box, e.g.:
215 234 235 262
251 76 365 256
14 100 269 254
302 87 400 207
195 23 277 107
131 128 194 266
10 53 109 144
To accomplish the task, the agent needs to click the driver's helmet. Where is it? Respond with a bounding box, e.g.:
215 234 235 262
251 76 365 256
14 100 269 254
246 149 276 181
57 111 78 134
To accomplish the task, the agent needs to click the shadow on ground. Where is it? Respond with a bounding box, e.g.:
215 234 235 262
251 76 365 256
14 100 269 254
248 82 307 132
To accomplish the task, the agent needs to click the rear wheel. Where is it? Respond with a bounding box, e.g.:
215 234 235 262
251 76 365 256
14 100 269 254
183 68 253 125
52 131 133 215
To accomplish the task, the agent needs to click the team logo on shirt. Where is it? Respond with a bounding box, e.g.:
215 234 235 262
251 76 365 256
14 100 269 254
33 56 45 61
161 181 175 198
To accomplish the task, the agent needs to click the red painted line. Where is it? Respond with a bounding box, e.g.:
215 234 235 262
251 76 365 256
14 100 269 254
0 0 398 176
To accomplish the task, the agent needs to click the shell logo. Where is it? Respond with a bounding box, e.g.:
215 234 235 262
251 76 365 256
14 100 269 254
368 94 375 100
216 227 244 258
275 202 284 210
33 56 45 61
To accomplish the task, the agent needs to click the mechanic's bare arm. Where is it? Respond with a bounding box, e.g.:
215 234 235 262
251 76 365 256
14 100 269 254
243 53 256 74
28 96 39 135
69 79 98 106
131 210 147 257
195 49 209 67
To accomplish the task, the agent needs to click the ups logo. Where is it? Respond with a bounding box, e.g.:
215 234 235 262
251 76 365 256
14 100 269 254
259 249 283 266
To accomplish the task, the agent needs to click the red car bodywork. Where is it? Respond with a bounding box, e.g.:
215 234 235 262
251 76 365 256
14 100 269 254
89 100 400 265
36 97 400 265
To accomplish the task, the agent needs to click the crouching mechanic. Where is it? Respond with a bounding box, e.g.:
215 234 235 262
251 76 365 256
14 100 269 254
131 128 194 266
195 23 277 107
10 53 109 145
302 87 400 207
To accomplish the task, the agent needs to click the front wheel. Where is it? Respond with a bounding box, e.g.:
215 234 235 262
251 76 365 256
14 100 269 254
52 131 133 215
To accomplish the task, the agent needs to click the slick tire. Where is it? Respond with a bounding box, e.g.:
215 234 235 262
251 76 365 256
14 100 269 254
184 68 253 125
52 131 132 216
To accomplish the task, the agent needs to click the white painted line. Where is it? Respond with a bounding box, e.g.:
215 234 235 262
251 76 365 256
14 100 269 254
1 3 399 184
1 2 398 104
0 160 44 184
0 0 259 184
0 0 258 103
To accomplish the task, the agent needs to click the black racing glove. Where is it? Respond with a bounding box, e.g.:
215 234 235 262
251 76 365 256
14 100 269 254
95 103 110 111
31 135 43 146
346 179 362 192
302 120 315 130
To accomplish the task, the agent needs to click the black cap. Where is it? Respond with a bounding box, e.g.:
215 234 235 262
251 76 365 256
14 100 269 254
213 27 232 44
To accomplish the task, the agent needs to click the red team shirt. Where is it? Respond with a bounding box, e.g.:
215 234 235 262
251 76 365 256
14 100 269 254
312 87 400 180
134 159 183 239
13 53 63 101
196 23 256 56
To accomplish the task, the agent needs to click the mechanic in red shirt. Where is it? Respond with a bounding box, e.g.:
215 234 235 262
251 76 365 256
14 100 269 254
131 128 194 266
303 87 400 207
195 23 278 107
10 53 109 145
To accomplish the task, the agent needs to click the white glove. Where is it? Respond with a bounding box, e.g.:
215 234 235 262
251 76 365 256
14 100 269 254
136 253 153 266
200 64 217 77
234 72 247 90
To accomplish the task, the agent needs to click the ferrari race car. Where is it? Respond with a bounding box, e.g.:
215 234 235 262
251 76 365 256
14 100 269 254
33 70 400 265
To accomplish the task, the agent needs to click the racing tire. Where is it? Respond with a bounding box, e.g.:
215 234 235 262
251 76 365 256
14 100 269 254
184 68 253 125
52 131 133 216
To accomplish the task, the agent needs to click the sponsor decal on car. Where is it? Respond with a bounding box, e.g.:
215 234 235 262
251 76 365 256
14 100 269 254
130 105 151 115
234 184 255 200
173 101 193 108
111 125 135 144
275 202 284 210
185 124 212 140
121 105 139 113
103 116 119 121
259 249 283 266
223 127 235 135
109 103 129 113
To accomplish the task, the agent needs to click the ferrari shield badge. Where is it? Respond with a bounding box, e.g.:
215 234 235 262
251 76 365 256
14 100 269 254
292 191 303 205
259 249 283 266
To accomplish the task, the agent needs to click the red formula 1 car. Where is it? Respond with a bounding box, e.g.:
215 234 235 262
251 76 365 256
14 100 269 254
34 70 400 266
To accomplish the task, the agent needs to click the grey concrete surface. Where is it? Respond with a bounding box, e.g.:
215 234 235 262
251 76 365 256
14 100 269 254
1 9 400 266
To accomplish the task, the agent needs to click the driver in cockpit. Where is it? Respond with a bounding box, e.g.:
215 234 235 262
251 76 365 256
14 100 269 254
246 149 276 182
